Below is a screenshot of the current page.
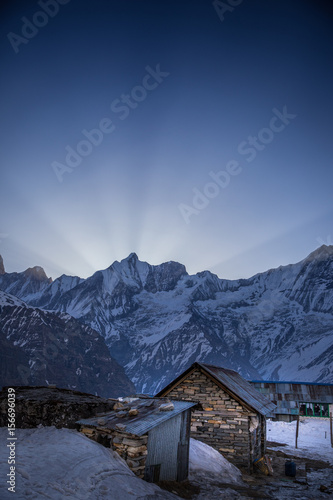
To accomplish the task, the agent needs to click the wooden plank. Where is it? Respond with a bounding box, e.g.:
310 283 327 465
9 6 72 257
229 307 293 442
177 442 188 481
177 409 191 481
329 405 333 448
295 414 300 449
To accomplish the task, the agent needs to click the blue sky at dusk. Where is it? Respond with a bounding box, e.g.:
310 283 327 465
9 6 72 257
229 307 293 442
1 0 333 280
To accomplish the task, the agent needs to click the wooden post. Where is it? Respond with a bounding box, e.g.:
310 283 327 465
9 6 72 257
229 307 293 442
329 405 333 448
295 414 300 449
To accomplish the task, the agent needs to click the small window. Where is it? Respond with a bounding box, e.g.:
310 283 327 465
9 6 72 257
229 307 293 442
300 402 329 418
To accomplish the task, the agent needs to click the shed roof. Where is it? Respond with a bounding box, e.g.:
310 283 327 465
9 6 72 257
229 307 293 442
251 380 333 387
77 398 195 436
156 362 276 416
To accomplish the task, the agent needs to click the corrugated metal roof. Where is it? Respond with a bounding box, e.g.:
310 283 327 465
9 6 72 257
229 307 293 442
77 398 196 436
251 380 333 387
198 363 276 416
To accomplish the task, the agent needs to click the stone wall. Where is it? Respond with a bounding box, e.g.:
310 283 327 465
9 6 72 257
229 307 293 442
0 386 115 428
164 368 263 470
80 426 148 479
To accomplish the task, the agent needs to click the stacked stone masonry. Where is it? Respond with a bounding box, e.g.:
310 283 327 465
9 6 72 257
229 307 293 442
80 427 148 479
165 369 265 470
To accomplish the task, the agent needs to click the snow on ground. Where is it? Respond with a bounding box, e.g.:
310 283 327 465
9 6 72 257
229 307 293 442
189 420 333 500
1 420 331 499
0 427 178 500
0 428 246 500
189 438 243 484
266 418 333 500
189 438 246 499
267 417 333 465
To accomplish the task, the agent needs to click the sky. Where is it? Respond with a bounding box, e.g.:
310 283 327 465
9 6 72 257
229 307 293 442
1 0 333 281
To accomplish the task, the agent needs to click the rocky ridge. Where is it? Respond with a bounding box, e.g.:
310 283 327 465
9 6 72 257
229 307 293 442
0 290 135 397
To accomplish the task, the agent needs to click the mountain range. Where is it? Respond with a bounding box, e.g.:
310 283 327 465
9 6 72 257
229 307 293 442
0 289 135 397
0 246 332 394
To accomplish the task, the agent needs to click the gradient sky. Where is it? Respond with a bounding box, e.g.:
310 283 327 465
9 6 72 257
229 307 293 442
1 0 333 281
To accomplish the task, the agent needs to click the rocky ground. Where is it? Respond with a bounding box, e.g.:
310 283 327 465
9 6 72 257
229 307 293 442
237 444 333 500
158 443 333 499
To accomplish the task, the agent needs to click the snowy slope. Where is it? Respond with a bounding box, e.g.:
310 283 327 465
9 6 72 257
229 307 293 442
0 290 26 308
189 437 244 484
267 418 333 465
1 424 330 500
0 265 52 304
0 247 333 393
0 427 178 499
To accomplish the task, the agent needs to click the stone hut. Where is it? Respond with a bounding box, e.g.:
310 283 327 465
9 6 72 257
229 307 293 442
77 397 195 482
156 362 276 471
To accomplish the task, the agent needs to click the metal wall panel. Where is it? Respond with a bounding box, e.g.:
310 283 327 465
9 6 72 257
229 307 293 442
250 381 333 418
145 413 182 481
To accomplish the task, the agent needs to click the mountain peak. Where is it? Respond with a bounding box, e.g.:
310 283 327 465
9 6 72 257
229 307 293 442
126 252 139 261
0 255 4 275
304 245 333 263
23 266 51 282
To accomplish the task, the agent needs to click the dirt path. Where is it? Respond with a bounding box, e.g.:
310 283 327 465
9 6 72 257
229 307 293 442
234 444 333 500
158 443 333 499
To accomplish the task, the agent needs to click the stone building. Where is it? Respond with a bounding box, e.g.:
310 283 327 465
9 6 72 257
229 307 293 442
77 397 195 482
156 362 276 471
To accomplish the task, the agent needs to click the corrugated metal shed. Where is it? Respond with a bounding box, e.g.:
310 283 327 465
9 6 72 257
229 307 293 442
198 363 276 416
250 380 333 418
251 380 333 387
77 398 196 436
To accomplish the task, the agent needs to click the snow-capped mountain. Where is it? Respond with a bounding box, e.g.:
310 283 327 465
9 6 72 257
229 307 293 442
0 246 332 394
0 290 135 397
